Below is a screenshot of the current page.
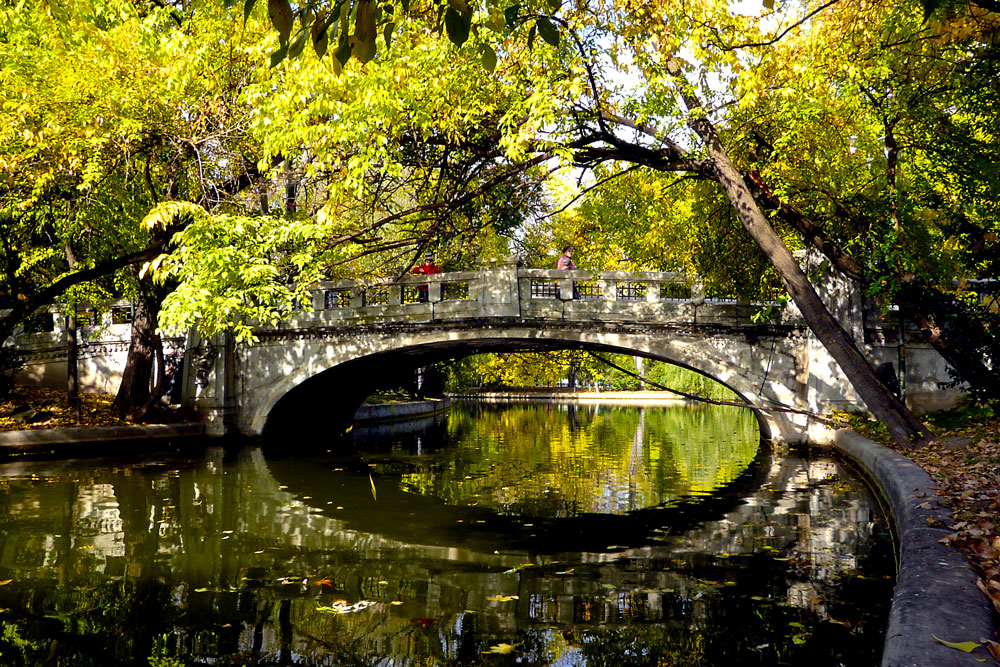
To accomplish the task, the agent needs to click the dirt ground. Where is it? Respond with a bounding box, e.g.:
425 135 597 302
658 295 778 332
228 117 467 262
0 384 193 431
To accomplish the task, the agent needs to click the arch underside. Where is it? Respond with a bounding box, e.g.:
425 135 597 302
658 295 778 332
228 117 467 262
250 323 818 443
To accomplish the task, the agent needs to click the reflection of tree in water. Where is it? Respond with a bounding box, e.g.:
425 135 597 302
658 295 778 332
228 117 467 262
0 412 890 666
387 403 760 517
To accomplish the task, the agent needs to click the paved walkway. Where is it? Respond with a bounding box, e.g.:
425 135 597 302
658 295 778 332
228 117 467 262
0 423 204 456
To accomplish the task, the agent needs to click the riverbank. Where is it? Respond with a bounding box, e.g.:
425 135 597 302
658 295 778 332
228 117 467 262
447 389 691 404
0 385 194 431
845 411 1000 662
831 429 1000 664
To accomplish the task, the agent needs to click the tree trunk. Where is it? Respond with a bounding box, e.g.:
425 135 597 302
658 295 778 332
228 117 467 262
664 60 929 448
66 314 80 423
709 141 928 447
111 276 166 421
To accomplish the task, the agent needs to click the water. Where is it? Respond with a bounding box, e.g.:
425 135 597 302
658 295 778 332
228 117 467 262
0 402 893 666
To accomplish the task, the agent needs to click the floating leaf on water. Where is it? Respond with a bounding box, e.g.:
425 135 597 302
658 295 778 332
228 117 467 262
390 600 404 606
316 600 377 614
484 643 518 654
486 594 519 602
0 580 12 586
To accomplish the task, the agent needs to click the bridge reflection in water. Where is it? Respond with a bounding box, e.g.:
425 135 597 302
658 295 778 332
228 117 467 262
0 403 893 665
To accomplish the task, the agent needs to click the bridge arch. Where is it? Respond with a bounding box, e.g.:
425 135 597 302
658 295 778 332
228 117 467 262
249 323 815 443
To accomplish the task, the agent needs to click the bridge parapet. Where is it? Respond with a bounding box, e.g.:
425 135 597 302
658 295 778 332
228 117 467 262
274 264 801 330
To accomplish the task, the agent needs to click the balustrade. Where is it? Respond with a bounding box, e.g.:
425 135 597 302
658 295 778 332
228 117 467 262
286 266 724 328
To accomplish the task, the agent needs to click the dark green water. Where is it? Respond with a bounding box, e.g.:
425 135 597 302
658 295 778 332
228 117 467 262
0 402 893 666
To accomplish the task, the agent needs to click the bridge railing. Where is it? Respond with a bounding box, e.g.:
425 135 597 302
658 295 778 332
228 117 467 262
518 269 694 302
276 264 777 328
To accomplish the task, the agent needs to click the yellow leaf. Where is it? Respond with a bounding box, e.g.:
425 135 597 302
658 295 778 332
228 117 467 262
0 580 12 585
933 636 981 652
484 643 517 654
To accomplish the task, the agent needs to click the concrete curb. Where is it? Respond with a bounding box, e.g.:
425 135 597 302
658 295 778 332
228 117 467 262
832 429 998 666
0 423 205 455
354 399 450 423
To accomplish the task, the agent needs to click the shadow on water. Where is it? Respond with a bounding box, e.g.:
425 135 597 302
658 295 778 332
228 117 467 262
265 441 772 556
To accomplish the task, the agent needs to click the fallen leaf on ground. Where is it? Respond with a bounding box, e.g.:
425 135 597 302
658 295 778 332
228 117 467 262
933 636 981 652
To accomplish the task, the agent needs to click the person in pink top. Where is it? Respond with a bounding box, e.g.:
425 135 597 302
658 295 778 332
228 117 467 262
557 245 577 270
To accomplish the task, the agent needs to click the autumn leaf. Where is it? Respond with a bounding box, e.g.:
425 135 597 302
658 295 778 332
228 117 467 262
484 643 518 654
933 636 981 652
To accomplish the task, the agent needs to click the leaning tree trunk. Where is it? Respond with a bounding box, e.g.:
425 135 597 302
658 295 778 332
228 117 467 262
664 60 930 448
706 136 928 447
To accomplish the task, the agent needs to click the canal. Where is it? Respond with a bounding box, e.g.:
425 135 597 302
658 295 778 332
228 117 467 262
0 402 893 665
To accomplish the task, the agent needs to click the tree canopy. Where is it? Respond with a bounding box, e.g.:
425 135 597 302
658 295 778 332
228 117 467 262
3 0 998 441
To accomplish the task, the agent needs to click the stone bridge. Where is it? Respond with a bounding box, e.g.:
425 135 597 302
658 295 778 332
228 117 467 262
173 260 957 443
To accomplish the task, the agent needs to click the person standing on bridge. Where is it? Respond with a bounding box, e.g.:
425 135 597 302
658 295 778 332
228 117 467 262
557 245 577 270
413 252 441 302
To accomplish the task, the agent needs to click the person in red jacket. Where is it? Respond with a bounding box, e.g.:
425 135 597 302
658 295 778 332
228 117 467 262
413 252 441 302
413 252 441 276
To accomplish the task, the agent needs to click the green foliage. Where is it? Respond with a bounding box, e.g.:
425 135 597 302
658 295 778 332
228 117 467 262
156 213 328 342
442 351 737 401
248 0 566 69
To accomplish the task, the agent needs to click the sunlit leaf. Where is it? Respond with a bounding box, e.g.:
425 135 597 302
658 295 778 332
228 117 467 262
934 636 981 652
484 643 518 654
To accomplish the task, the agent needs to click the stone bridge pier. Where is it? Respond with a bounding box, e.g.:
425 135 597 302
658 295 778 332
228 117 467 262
178 259 961 444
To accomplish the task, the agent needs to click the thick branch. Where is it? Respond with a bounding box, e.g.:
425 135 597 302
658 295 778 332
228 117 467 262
1 240 171 344
744 171 866 281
